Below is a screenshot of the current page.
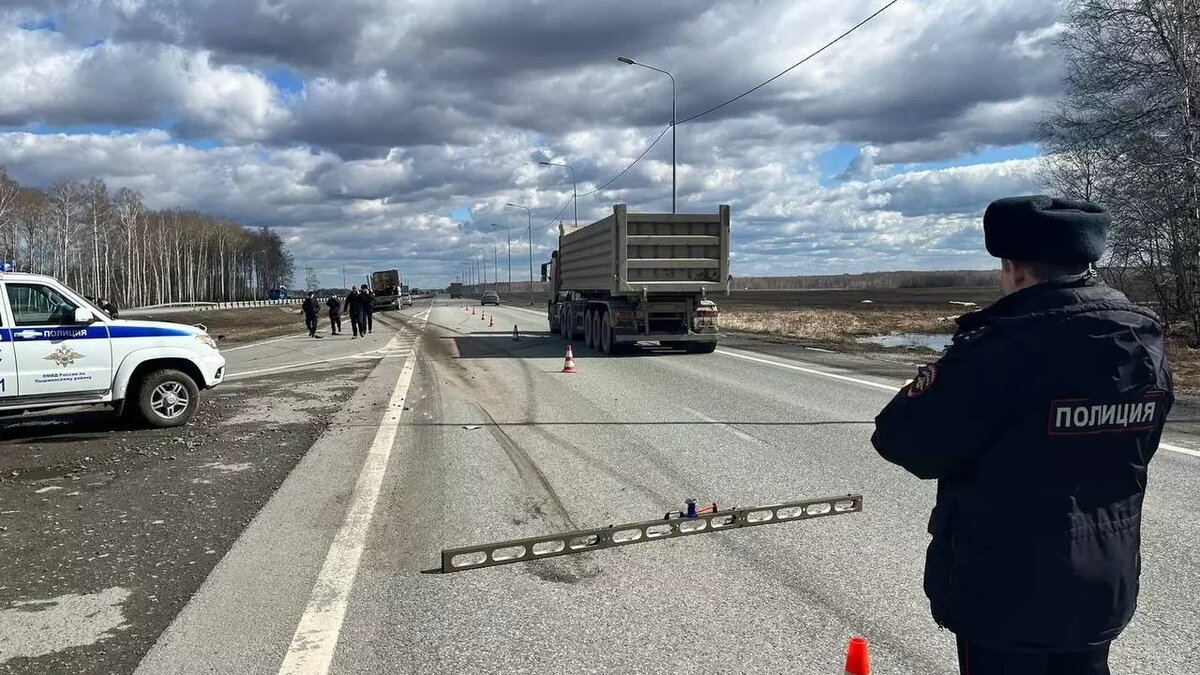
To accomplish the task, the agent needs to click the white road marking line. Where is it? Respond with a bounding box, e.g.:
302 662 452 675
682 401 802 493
717 350 1198 460
684 406 761 444
277 315 428 674
1160 442 1200 458
226 346 393 379
715 348 900 392
221 334 307 352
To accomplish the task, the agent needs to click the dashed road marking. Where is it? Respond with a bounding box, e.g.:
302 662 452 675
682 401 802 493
463 303 1199 460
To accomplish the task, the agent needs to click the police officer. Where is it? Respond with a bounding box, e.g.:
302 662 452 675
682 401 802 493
326 294 343 335
871 195 1173 675
345 287 361 338
302 291 320 338
363 284 375 334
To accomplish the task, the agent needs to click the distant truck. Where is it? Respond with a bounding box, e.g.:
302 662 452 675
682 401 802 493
449 282 464 299
546 204 729 355
371 270 401 311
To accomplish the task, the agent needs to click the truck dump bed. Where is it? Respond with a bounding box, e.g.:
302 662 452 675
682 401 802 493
557 204 730 295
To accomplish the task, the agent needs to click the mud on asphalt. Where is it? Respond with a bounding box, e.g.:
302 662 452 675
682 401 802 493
0 359 375 674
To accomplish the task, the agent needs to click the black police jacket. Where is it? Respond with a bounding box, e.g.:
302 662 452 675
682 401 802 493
871 275 1173 651
326 297 342 314
302 298 319 316
345 293 368 314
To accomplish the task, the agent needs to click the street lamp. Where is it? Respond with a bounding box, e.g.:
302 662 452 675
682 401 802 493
618 56 676 213
505 202 536 303
492 223 512 292
538 161 578 228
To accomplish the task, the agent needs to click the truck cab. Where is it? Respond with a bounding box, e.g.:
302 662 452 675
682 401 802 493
0 271 226 427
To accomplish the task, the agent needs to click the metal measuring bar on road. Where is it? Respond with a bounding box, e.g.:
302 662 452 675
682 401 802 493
440 494 863 573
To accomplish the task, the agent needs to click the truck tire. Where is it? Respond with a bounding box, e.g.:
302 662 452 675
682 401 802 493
687 341 718 354
565 308 577 340
590 312 603 351
583 310 595 348
135 369 200 428
600 314 615 355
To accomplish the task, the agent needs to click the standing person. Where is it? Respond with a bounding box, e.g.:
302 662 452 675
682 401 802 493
326 294 342 335
345 287 361 339
871 196 1173 675
99 298 119 319
362 284 375 334
302 291 321 338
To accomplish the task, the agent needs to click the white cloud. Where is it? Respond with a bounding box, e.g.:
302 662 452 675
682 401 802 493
0 0 1068 286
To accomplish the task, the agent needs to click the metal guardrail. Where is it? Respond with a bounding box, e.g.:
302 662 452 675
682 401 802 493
130 299 318 312
441 494 863 573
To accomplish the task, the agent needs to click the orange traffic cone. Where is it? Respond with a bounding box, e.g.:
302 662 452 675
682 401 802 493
512 325 520 341
489 315 495 328
844 636 871 675
562 345 578 373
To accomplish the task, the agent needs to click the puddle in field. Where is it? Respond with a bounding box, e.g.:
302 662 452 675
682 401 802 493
0 587 131 662
857 333 953 351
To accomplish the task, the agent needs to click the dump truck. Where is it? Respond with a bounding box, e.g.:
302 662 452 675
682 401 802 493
546 204 729 355
448 282 464 299
371 269 401 311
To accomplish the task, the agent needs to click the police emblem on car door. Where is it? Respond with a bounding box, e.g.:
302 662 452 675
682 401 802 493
44 344 85 367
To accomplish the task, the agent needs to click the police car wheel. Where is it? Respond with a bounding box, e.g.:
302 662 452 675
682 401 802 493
137 369 200 428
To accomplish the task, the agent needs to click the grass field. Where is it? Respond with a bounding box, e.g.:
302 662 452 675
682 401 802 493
719 286 1200 394
720 287 996 346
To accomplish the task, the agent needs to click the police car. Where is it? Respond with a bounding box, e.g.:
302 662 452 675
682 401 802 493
0 270 225 428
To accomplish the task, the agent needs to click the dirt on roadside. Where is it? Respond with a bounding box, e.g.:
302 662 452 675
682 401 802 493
0 359 375 675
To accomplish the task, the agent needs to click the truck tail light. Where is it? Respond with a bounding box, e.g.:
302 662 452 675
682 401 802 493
614 310 635 321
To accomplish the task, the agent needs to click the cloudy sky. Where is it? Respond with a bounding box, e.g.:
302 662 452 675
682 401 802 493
0 0 1063 288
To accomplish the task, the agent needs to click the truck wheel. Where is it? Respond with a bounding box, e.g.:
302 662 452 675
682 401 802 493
583 310 594 348
565 309 576 340
136 369 200 428
687 341 718 354
591 312 603 351
601 314 615 355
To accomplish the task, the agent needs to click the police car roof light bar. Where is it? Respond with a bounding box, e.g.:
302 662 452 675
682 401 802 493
440 494 863 573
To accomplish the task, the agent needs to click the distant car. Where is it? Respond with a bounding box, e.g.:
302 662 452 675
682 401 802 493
401 293 413 307
480 290 500 306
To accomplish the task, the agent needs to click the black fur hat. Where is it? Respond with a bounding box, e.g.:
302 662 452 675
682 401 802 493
984 195 1109 264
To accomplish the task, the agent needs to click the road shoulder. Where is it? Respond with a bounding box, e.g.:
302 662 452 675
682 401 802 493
133 340 416 675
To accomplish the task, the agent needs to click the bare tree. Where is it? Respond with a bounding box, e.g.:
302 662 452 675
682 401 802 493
0 173 294 306
0 167 20 265
1040 0 1200 338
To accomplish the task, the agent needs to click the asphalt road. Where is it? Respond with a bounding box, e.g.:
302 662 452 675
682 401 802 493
112 297 1200 675
0 310 417 673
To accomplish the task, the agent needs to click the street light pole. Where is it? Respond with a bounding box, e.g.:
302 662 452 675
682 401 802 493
492 224 511 292
505 203 535 304
538 161 578 228
618 56 676 213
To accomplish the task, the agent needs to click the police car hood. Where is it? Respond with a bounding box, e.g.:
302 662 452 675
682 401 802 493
107 318 208 337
